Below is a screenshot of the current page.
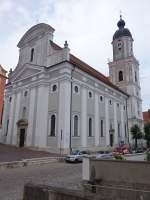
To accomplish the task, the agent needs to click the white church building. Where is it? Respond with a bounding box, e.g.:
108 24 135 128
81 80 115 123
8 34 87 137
1 17 143 153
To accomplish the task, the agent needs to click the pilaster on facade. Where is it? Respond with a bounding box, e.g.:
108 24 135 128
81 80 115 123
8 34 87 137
58 80 71 152
113 102 118 145
81 87 87 147
94 93 100 146
6 93 16 144
35 86 49 148
12 92 21 145
105 97 109 146
26 88 36 146
120 104 125 142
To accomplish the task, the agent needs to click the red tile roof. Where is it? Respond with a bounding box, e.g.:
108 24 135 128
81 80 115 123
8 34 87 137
50 41 128 96
143 110 150 124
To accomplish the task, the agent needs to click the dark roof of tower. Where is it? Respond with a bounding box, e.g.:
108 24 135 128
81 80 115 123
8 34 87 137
113 16 132 40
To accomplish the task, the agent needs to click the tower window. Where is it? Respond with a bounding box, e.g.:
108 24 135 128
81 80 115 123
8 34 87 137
30 48 34 62
118 71 123 81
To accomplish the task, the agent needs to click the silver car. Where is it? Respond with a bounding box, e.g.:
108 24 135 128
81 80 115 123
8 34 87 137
65 150 89 163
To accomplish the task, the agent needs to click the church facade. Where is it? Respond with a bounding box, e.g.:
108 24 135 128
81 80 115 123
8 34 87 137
0 17 143 153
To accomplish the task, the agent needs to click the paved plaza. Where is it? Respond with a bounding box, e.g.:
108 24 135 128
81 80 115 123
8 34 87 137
0 144 60 162
0 161 82 200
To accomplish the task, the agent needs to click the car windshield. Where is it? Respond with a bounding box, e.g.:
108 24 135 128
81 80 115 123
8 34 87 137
71 150 80 155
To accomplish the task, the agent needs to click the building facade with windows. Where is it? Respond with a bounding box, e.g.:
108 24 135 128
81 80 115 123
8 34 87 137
0 65 7 126
0 17 142 153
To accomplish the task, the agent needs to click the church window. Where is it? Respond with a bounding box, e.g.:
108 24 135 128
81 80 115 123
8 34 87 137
50 115 56 136
109 100 112 105
74 86 79 93
74 115 79 136
118 71 123 81
125 123 127 137
117 103 119 107
22 107 26 118
6 119 9 136
88 118 92 137
30 48 34 62
88 91 92 98
118 122 121 137
100 120 104 137
135 71 137 82
24 91 28 97
9 97 12 102
100 95 103 102
52 84 57 92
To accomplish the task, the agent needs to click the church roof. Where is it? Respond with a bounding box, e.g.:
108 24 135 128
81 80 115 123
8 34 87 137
50 41 128 96
113 16 132 40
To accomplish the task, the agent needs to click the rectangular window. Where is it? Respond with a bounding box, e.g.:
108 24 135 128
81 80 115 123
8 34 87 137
125 123 127 137
100 120 103 137
89 118 92 137
118 123 120 137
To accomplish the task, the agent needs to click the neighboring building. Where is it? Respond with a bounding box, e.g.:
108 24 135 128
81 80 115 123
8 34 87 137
0 65 7 125
0 17 142 153
143 110 150 124
108 16 143 140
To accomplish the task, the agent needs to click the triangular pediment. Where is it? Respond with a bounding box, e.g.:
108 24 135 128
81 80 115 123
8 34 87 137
12 65 43 82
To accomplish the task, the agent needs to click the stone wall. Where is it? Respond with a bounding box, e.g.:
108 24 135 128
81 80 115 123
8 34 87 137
82 157 150 185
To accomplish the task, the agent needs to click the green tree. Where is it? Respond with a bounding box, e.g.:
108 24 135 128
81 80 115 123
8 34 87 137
144 123 150 148
130 124 143 149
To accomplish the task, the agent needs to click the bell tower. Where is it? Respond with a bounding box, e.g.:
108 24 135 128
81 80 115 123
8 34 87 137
108 16 143 143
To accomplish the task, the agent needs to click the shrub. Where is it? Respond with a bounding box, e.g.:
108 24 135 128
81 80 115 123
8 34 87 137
114 154 126 160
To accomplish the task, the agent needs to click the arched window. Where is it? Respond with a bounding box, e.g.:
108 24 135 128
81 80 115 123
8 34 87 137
89 118 92 137
52 84 57 92
24 91 28 97
30 48 34 62
22 107 26 118
74 86 78 93
74 115 78 136
89 91 92 98
135 72 137 82
50 115 56 136
118 71 123 81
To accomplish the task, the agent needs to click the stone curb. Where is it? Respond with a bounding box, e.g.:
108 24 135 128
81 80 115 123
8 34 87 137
0 156 65 169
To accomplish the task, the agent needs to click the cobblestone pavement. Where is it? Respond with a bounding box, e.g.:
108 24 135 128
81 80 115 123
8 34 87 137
0 144 61 162
0 162 82 200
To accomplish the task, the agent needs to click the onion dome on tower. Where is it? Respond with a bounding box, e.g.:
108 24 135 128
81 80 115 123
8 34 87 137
113 15 132 40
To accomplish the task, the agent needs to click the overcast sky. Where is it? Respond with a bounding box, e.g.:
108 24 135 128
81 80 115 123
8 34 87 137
0 0 149 111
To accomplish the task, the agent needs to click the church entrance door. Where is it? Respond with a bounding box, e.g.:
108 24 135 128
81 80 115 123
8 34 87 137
19 128 25 147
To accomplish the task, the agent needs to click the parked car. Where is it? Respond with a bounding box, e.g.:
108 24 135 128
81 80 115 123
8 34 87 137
96 150 113 159
65 150 89 163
